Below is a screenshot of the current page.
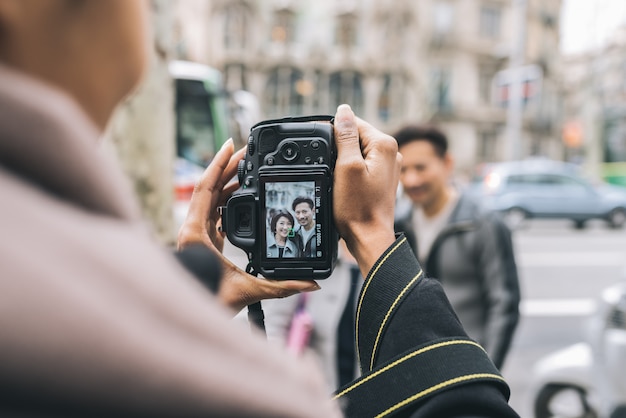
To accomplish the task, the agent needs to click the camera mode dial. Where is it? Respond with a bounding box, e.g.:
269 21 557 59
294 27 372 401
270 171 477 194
237 159 246 185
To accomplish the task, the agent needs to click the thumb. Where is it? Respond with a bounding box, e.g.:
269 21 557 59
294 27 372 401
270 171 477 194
334 104 362 163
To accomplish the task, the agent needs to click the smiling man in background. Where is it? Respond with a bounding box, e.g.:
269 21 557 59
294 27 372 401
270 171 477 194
393 124 521 370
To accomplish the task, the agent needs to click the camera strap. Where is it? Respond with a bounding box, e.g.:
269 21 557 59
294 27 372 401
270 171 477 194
246 263 266 337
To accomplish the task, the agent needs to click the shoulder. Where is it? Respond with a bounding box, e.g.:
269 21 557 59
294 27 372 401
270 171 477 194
287 239 298 250
455 193 507 228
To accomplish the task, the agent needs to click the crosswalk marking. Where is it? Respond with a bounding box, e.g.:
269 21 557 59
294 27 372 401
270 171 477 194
518 251 625 267
521 298 596 316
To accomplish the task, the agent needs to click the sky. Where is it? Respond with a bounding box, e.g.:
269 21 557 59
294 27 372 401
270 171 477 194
560 0 626 54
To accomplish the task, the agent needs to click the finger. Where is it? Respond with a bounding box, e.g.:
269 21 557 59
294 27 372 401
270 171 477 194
209 180 241 224
354 116 375 147
356 116 398 158
255 279 321 301
218 262 320 310
209 147 246 214
334 104 363 165
187 139 234 225
219 181 241 206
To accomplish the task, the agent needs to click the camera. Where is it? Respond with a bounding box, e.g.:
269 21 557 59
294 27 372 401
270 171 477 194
221 115 338 279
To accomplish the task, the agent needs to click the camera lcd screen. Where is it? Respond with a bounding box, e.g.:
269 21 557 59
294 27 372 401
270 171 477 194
262 179 323 259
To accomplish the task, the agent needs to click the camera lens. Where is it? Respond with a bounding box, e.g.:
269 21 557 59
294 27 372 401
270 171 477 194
280 141 300 162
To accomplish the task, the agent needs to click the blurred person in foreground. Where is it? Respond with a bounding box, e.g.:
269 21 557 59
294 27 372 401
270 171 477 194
0 1 518 416
393 125 521 369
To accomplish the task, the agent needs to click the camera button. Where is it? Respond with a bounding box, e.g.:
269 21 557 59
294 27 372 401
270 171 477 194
316 156 325 164
311 140 320 149
244 176 254 187
246 161 254 171
281 141 300 161
267 156 275 165
305 156 312 164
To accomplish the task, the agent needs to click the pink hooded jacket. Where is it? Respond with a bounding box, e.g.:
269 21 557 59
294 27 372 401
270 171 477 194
0 64 341 417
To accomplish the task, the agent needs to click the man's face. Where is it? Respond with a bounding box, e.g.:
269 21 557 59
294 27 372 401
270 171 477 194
399 140 452 208
294 202 314 229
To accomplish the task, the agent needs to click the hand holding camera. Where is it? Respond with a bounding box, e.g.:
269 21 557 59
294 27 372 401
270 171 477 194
332 104 399 277
178 105 400 310
177 140 320 312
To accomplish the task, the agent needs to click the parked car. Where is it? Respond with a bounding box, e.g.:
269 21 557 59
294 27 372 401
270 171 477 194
467 159 626 229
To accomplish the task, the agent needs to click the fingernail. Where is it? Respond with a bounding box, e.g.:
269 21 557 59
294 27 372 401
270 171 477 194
304 283 321 292
337 104 352 112
335 104 354 127
336 104 352 118
220 138 233 151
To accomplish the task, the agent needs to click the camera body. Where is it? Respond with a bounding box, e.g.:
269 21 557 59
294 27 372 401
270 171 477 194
222 115 338 279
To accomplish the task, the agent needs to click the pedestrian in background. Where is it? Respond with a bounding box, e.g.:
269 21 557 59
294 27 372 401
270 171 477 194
393 124 521 369
263 241 362 392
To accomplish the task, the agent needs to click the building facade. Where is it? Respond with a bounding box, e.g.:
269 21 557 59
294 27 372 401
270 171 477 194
174 0 564 173
562 26 626 183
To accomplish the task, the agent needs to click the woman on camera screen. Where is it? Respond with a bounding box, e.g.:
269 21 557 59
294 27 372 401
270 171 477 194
267 211 298 258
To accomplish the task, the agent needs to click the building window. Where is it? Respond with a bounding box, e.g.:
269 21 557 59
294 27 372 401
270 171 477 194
433 1 454 35
377 73 405 123
224 63 247 92
477 129 498 162
479 4 501 39
271 9 295 44
223 7 248 50
478 66 496 104
329 71 364 115
378 74 392 122
431 67 452 113
265 67 304 117
335 13 359 48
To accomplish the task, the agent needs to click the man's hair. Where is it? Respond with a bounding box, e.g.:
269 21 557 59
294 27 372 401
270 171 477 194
292 196 314 211
270 211 295 233
392 125 448 158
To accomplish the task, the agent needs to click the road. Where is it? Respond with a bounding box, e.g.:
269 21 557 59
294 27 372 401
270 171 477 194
503 219 626 417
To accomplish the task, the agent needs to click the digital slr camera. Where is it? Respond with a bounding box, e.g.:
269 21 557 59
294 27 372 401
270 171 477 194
221 115 338 279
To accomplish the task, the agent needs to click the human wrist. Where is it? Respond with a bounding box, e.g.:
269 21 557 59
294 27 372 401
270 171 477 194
344 227 396 278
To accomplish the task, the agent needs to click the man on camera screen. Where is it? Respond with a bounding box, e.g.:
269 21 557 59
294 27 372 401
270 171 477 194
291 196 317 258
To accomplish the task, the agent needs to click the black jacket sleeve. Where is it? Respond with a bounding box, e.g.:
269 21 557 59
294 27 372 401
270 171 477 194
335 235 520 418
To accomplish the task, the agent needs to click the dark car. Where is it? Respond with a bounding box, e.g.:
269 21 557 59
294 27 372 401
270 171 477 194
467 159 626 229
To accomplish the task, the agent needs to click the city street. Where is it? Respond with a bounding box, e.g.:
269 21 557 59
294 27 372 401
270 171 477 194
503 219 626 417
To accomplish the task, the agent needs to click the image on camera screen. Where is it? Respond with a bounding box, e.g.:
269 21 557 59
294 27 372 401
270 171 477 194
264 180 320 259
